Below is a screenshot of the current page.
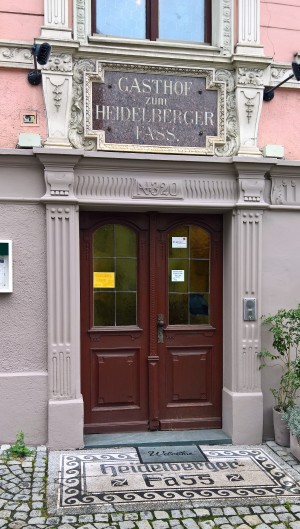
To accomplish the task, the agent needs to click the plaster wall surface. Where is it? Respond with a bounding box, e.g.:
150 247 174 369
258 89 300 160
0 0 43 12
0 203 47 372
0 373 48 445
0 202 48 445
0 14 44 42
0 70 47 149
260 1 300 62
261 210 300 439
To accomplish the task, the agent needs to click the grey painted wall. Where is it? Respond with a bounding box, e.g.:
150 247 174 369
0 203 48 444
261 210 300 439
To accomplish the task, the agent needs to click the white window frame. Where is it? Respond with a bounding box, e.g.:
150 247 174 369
73 0 234 56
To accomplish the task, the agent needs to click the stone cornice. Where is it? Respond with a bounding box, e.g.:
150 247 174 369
1 149 300 207
1 38 300 96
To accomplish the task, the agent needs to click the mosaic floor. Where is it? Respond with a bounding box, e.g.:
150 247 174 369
48 445 300 514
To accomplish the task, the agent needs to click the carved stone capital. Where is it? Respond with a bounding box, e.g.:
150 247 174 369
43 54 72 73
238 178 265 203
234 162 270 205
45 170 75 197
237 68 264 87
36 154 82 199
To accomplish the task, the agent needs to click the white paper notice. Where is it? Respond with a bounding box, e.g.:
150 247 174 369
0 257 6 289
171 270 185 282
172 237 187 249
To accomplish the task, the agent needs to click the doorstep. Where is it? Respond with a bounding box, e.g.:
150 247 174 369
84 429 231 448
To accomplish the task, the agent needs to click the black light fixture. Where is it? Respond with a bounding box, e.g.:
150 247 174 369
28 43 52 86
263 61 300 102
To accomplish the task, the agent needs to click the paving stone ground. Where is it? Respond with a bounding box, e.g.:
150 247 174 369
1 441 300 529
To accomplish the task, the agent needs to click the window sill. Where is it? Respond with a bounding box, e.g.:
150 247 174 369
88 34 220 55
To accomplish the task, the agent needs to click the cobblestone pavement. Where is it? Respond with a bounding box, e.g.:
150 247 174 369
1 442 300 529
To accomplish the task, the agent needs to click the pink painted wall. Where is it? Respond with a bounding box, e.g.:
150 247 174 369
0 69 47 148
258 89 300 160
259 1 300 160
0 0 43 41
261 0 300 62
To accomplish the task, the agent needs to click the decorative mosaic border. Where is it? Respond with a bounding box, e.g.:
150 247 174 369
55 446 300 511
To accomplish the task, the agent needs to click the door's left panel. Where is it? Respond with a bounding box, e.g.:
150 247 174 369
80 212 150 433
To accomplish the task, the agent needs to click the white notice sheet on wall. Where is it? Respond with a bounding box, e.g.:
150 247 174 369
172 237 187 248
0 257 6 289
171 270 185 282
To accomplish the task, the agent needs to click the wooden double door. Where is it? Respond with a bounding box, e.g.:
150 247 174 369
80 212 222 433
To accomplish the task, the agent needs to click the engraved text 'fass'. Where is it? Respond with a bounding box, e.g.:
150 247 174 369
91 70 218 149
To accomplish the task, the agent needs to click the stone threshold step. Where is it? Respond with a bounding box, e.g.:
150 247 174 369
84 429 231 448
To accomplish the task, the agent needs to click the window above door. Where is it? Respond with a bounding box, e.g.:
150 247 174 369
92 0 211 44
74 1 233 58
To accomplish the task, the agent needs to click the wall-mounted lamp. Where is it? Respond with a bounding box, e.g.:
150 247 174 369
263 62 300 101
28 43 52 86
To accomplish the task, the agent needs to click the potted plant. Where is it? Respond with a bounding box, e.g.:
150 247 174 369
258 305 300 446
283 405 300 460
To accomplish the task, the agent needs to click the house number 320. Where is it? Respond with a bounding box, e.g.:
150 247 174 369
136 181 178 197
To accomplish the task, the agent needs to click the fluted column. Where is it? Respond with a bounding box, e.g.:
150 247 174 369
37 152 83 449
222 161 270 444
236 0 264 56
41 0 72 39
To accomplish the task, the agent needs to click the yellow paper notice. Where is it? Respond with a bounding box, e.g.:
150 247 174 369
94 272 115 288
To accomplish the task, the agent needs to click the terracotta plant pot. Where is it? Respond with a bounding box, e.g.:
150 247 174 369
273 407 290 447
290 432 300 460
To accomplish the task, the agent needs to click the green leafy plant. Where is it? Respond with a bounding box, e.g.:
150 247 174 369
283 405 300 439
5 431 32 459
258 305 300 412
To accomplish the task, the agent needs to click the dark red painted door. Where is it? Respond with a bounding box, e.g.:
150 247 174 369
80 212 222 433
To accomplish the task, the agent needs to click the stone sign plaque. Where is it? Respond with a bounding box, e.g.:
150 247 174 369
84 63 226 155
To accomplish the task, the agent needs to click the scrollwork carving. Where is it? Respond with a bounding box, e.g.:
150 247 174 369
0 47 31 62
69 59 97 150
215 69 239 157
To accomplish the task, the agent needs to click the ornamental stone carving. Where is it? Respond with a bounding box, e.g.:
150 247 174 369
236 68 265 156
215 70 239 157
237 68 264 86
271 178 299 205
44 54 72 73
0 47 31 64
69 59 97 150
42 54 73 148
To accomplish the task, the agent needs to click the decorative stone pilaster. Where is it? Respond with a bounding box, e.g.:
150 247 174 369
223 209 264 444
235 0 264 56
236 68 265 156
222 162 270 444
38 153 84 449
42 54 73 149
41 0 72 39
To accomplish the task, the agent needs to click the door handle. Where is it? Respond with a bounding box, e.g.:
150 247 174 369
157 313 164 343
